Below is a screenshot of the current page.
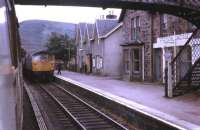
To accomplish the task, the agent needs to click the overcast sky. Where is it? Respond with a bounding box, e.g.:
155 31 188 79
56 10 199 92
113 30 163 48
15 5 121 23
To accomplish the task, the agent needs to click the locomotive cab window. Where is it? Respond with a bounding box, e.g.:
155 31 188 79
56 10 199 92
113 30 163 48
40 55 48 60
33 54 48 61
32 56 41 61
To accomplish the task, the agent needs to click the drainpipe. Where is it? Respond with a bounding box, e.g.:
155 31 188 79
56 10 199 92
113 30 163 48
162 47 166 83
142 46 145 81
150 13 154 82
167 55 173 98
165 49 173 98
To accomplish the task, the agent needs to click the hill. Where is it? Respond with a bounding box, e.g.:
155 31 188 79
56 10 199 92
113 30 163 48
19 20 75 54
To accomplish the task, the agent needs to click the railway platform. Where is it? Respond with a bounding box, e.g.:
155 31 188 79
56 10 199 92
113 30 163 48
0 75 16 130
55 71 200 129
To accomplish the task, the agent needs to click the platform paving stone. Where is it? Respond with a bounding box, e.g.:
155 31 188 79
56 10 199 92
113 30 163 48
0 75 16 130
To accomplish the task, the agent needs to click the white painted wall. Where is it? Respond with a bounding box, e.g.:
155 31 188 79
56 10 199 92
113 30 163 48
103 26 123 77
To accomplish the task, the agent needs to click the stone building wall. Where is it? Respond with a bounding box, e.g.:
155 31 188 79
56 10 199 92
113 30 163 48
122 10 154 81
160 14 193 37
122 10 194 81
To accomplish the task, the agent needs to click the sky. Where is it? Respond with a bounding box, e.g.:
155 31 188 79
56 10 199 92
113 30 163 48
15 5 121 23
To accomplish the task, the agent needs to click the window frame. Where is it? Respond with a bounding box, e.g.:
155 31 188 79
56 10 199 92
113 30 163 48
131 16 140 40
96 55 103 69
132 48 140 73
92 56 96 68
161 14 168 31
123 49 130 74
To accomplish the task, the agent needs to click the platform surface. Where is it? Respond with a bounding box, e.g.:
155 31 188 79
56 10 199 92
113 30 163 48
56 71 200 129
0 75 16 130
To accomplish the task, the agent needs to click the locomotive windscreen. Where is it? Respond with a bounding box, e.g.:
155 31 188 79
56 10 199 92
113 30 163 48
32 54 48 61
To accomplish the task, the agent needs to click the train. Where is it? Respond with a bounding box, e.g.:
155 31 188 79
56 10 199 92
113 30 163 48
0 0 25 129
23 51 55 80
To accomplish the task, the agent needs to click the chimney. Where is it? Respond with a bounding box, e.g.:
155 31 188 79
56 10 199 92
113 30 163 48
106 10 117 19
100 15 105 20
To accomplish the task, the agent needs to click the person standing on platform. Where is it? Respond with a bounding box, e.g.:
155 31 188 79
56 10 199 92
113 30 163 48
57 63 62 75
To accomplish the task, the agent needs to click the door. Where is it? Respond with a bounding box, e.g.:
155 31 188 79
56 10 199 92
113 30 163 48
131 48 142 81
86 54 92 73
154 49 162 82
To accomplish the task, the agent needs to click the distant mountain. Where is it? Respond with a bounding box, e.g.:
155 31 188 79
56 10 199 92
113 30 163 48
19 20 75 54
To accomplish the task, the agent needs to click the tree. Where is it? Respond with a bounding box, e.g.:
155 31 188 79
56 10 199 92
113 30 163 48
46 32 76 64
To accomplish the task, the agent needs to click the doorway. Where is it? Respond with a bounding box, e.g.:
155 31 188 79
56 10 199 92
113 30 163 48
154 49 162 82
131 48 142 81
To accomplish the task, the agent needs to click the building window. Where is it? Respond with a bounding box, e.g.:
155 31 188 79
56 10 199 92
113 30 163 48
131 16 140 40
96 56 103 69
124 49 130 73
83 41 86 44
161 14 168 31
132 49 140 72
92 57 96 68
79 55 84 68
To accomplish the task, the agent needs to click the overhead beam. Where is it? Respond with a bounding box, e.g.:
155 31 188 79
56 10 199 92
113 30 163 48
14 0 200 28
14 0 200 10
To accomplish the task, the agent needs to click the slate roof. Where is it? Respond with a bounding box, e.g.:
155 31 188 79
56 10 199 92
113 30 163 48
119 9 126 22
78 23 87 41
86 24 94 39
96 19 118 37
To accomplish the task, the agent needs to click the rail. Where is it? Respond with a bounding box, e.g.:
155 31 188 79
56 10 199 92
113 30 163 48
40 82 128 130
41 85 86 130
24 83 48 130
54 83 129 130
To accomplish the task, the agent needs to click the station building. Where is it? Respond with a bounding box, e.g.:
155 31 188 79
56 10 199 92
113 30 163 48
75 10 194 83
119 9 194 82
76 15 124 78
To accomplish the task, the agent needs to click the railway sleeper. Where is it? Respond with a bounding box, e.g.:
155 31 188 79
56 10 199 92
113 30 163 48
85 124 114 129
80 119 105 123
82 121 110 126
72 111 94 114
76 116 102 120
68 109 89 113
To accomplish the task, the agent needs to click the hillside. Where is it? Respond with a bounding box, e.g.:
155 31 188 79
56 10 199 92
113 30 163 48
19 20 75 54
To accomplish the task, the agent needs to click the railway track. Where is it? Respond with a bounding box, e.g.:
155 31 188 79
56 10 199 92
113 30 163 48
26 81 82 130
37 82 128 130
